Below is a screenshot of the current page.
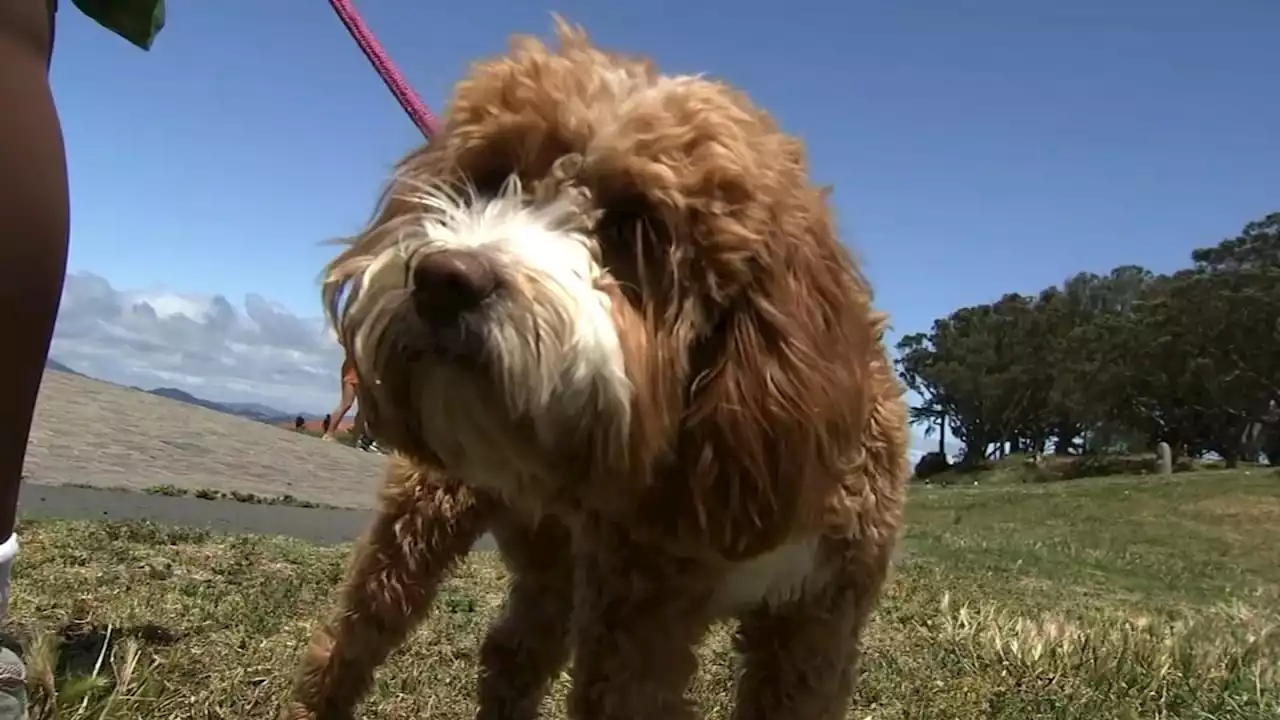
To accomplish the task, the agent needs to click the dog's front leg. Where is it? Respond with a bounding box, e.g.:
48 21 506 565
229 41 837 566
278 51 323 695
476 513 575 720
567 518 717 720
283 459 495 720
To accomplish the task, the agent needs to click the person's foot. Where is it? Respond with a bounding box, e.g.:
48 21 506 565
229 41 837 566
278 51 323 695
320 434 335 442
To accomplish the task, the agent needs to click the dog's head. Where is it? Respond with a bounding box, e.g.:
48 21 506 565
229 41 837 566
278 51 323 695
325 19 890 526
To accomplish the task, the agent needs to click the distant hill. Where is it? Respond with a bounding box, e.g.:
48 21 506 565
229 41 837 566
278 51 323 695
45 358 81 376
146 386 225 412
44 362 303 427
145 387 295 425
221 400 292 418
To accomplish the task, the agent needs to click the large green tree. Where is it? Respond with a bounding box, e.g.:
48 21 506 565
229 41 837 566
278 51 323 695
896 211 1280 468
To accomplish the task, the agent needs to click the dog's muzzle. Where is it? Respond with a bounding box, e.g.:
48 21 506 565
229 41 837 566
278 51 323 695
409 249 500 360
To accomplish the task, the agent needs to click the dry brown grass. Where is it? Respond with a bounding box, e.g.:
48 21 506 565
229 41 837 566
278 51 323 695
4 470 1278 719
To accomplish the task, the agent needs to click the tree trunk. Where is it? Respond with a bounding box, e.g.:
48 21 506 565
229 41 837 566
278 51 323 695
1223 448 1240 469
962 442 987 469
1239 421 1263 463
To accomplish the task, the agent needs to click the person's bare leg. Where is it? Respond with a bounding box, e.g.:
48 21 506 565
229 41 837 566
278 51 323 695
351 400 371 449
0 2 65 716
476 512 574 720
351 404 366 438
323 382 356 440
0 0 65 549
284 458 495 719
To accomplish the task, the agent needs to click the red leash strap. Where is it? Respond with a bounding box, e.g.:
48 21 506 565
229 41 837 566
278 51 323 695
327 0 440 140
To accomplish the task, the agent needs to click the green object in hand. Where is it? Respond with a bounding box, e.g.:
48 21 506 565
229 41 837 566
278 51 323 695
71 0 167 51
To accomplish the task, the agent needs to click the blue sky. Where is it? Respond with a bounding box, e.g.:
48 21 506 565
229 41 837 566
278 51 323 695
47 1 1279 418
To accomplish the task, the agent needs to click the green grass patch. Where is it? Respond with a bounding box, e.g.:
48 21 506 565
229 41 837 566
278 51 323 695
5 470 1277 718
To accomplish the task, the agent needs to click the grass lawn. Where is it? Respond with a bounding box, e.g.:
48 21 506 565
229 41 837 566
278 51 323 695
5 469 1278 719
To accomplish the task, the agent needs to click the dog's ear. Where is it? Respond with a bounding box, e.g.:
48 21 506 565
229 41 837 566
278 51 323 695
670 193 876 560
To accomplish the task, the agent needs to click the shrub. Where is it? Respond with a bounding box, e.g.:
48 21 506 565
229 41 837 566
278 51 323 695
1064 453 1196 479
914 451 952 480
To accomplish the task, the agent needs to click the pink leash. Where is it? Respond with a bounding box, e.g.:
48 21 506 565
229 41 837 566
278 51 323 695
327 0 440 140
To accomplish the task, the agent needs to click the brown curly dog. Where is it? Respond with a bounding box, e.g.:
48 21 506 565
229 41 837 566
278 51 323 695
283 17 910 720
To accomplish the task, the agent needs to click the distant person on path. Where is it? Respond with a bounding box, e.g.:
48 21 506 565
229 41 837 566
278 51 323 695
321 413 332 435
294 415 305 431
0 1 166 717
325 357 382 452
323 356 367 444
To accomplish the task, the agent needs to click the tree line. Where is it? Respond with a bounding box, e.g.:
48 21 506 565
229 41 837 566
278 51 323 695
896 211 1279 471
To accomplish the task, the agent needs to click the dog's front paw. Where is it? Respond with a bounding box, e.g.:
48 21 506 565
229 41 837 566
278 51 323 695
278 701 350 720
277 703 314 720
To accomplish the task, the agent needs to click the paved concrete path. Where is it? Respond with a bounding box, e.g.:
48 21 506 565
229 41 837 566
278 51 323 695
19 481 370 544
17 481 499 549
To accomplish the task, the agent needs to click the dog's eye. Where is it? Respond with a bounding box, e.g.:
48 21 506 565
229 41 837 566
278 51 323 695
598 200 653 263
595 193 675 309
469 170 513 200
598 193 655 240
458 154 525 200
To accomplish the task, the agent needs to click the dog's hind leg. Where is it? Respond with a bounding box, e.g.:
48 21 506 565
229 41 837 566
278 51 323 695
283 457 495 720
728 562 888 720
476 512 575 720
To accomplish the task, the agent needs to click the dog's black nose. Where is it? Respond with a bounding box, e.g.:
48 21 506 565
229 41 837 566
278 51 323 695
411 250 498 320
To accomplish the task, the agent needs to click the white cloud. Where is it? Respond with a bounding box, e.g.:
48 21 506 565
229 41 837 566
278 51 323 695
50 271 343 414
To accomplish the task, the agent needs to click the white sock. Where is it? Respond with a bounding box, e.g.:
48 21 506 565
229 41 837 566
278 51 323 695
0 533 18 623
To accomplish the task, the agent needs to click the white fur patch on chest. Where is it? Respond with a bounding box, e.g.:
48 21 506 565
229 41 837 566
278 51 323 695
711 539 825 614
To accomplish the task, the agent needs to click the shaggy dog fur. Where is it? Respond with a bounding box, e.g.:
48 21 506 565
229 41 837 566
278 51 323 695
283 18 910 720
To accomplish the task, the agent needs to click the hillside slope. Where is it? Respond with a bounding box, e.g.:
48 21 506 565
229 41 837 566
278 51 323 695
24 370 386 509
